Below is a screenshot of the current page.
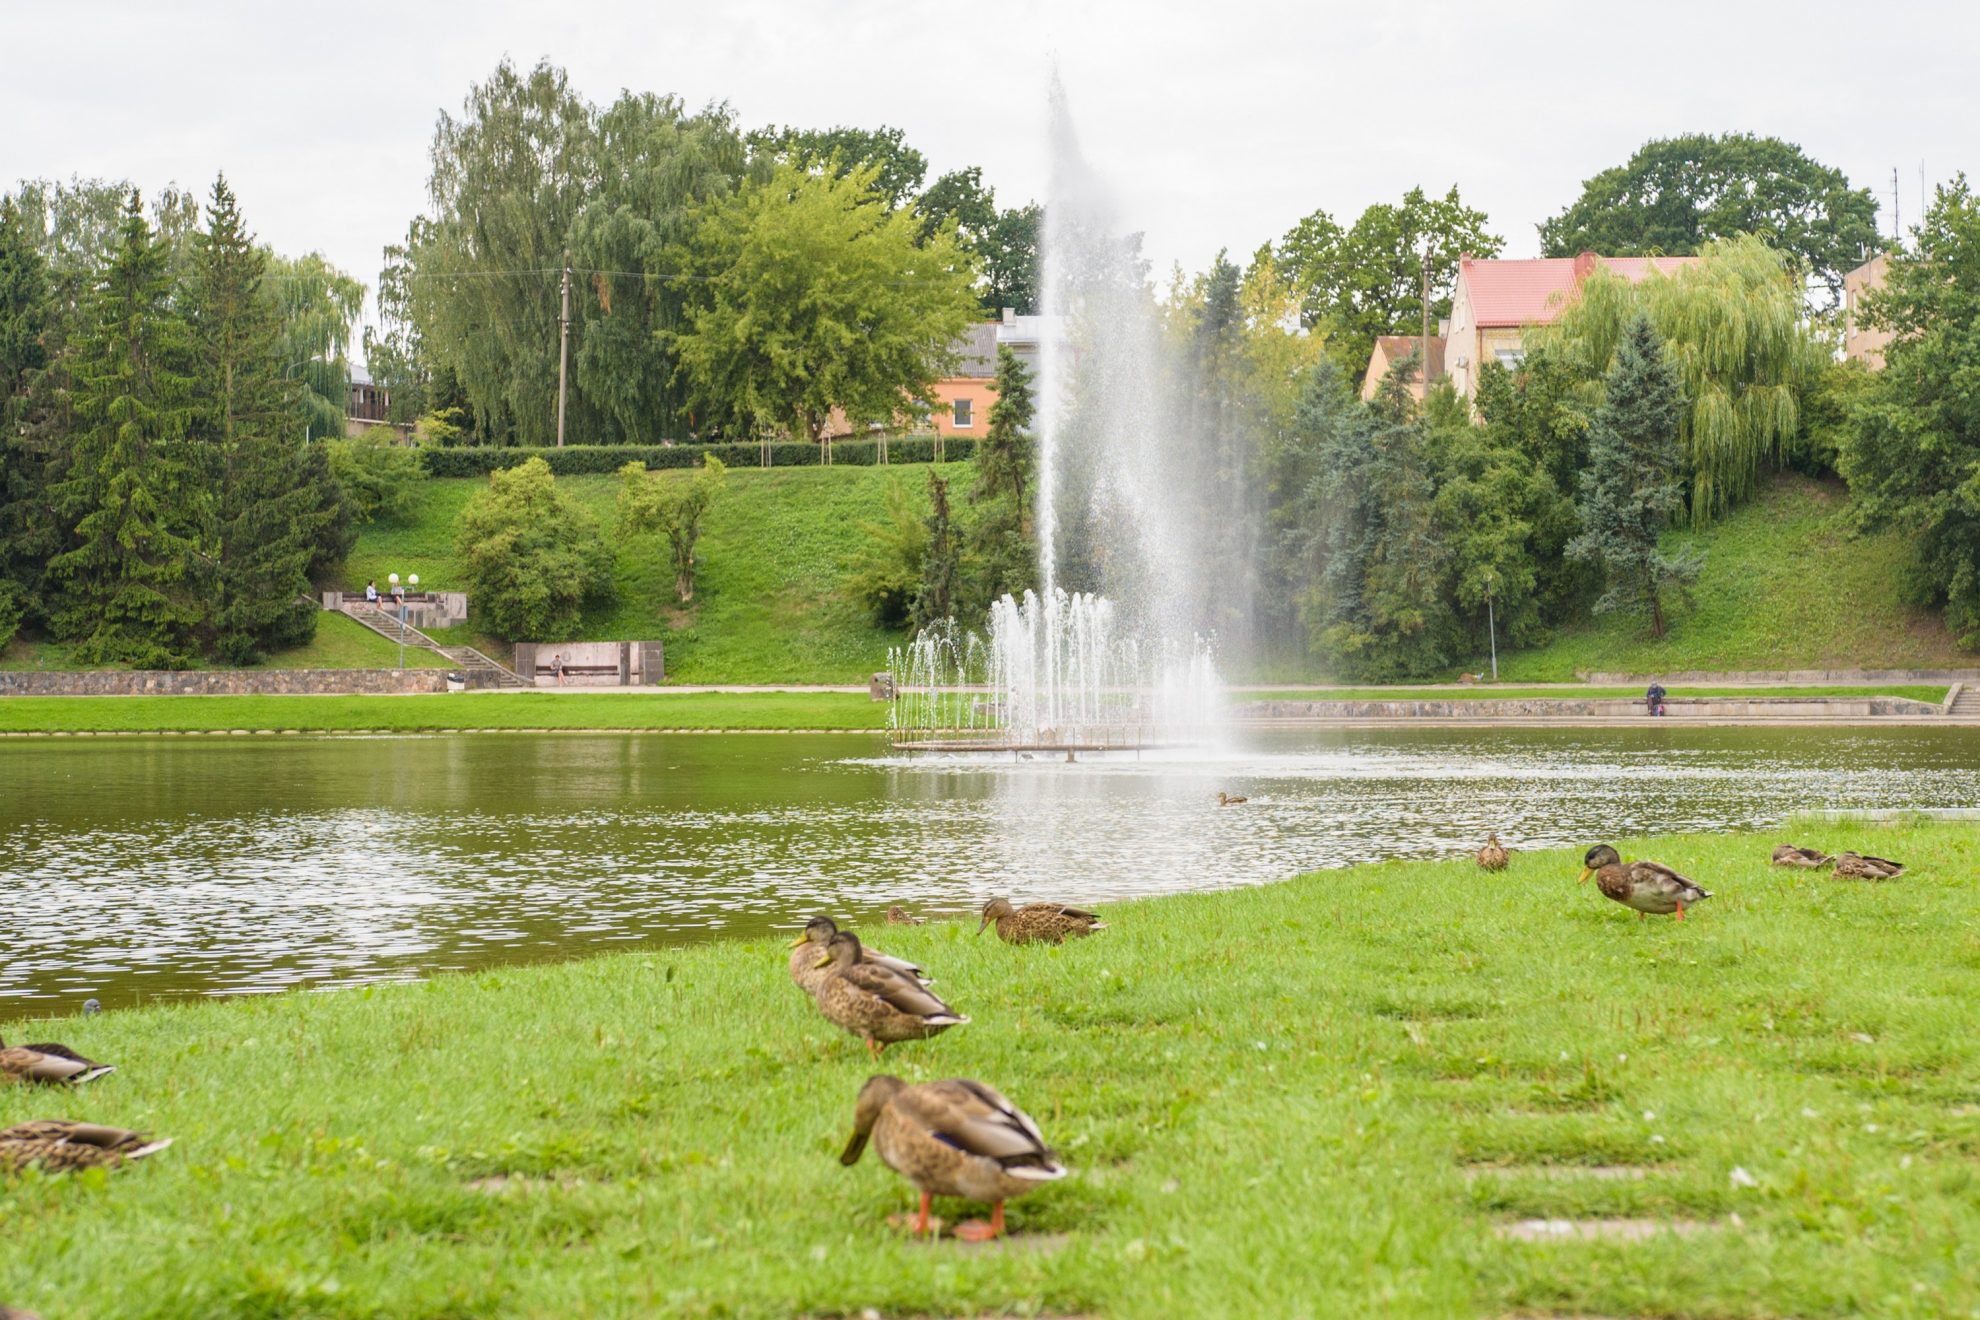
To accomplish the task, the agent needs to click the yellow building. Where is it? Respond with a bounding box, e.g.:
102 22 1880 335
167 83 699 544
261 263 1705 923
1842 253 1892 369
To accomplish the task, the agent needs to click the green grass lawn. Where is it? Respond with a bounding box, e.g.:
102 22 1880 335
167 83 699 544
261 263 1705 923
0 691 890 733
1238 684 1952 704
2 821 1975 1317
1493 474 1974 681
0 613 451 672
348 462 976 684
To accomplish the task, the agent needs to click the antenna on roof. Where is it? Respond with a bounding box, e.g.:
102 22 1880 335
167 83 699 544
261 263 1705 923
1892 167 1901 244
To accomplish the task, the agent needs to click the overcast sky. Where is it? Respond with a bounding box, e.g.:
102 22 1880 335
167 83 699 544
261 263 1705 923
1 0 1963 332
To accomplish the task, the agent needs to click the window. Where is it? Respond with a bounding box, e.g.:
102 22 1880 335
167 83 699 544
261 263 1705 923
952 398 974 429
1494 348 1525 369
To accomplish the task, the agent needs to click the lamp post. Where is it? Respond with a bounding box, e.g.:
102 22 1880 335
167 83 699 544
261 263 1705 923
1484 573 1499 682
387 571 420 669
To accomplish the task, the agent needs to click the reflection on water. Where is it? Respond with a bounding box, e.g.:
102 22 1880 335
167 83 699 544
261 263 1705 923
3 727 1976 1008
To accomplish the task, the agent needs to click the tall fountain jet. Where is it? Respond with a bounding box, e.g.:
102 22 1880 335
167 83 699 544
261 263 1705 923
889 76 1238 750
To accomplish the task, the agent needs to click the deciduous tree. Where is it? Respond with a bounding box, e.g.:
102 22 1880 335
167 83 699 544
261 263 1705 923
1840 176 1980 646
617 455 727 604
1540 133 1880 307
455 456 613 641
672 160 979 459
1278 186 1502 377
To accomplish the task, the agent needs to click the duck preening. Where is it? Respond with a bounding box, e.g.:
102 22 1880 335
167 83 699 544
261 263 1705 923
1579 844 1712 920
0 1121 171 1173
1832 851 1905 880
787 916 930 997
0 1035 114 1086
1771 844 1832 868
977 897 1106 946
840 1074 1067 1241
1476 833 1510 871
811 932 966 1057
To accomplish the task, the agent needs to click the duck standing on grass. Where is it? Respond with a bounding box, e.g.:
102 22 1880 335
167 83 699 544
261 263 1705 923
1476 833 1510 871
0 1121 171 1172
811 932 966 1057
840 1074 1067 1241
1579 845 1712 921
787 916 929 997
977 897 1106 945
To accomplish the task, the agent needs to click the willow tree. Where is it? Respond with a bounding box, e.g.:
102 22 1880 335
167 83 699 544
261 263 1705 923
263 251 364 442
1533 235 1823 523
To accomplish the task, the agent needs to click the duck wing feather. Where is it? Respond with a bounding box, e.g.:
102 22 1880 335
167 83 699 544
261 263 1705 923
841 963 965 1023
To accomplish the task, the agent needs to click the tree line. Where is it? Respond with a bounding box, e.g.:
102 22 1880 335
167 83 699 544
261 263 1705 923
0 181 356 664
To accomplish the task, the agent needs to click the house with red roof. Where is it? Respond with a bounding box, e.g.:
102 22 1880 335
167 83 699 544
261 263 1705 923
1359 334 1446 403
1436 252 1700 400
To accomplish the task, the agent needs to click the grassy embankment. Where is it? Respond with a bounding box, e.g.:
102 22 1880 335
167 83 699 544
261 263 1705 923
0 691 890 734
1239 684 1952 704
1495 475 1973 681
350 461 977 684
1 822 1975 1317
0 612 451 672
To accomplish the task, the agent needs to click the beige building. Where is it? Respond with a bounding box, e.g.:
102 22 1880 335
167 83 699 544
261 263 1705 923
1439 252 1700 400
1359 334 1446 402
1842 253 1892 369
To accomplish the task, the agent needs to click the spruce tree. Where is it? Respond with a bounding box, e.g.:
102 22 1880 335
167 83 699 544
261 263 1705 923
187 176 350 662
0 197 51 644
966 344 1036 610
1565 313 1700 637
46 191 207 667
915 469 958 629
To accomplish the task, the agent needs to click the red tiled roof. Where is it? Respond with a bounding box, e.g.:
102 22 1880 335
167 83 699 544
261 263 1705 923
1459 253 1700 328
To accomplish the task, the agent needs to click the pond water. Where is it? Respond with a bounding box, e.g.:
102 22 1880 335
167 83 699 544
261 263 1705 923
3 727 1977 1010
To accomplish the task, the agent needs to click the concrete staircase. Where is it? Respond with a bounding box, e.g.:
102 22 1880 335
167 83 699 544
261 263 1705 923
336 602 529 689
1948 683 1980 718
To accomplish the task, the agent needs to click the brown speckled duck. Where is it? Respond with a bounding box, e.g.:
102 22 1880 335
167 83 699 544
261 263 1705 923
1579 844 1712 921
840 1074 1067 1241
787 917 929 997
1216 792 1249 807
977 898 1106 945
1832 851 1905 880
1476 833 1510 871
885 906 926 926
1771 844 1832 868
0 1121 171 1173
811 932 966 1057
0 1036 113 1086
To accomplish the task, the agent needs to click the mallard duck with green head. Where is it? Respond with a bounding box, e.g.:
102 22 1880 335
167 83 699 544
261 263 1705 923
1579 844 1712 920
787 916 929 997
840 1073 1067 1240
811 932 966 1057
977 898 1106 945
0 1121 171 1173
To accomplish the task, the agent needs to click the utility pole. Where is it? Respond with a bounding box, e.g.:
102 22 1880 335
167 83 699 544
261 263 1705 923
556 252 571 448
1892 168 1901 243
1421 241 1433 393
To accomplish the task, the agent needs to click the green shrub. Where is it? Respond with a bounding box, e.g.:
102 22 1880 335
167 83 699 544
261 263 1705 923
326 434 425 523
454 457 614 641
419 436 975 478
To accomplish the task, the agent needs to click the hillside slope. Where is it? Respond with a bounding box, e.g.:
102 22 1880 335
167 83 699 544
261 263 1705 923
1493 474 1973 681
349 461 971 683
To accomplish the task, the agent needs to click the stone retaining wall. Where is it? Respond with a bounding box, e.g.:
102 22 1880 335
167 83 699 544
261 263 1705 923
0 669 452 697
1232 696 1948 720
1579 667 1980 685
